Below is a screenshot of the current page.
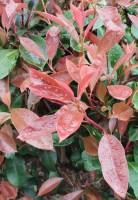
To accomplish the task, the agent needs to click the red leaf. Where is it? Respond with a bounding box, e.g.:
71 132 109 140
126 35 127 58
82 136 99 156
11 73 29 88
38 177 63 196
62 190 83 200
0 155 4 166
46 26 60 60
98 30 124 53
35 11 79 42
50 70 72 85
19 37 46 61
17 114 58 150
77 72 95 99
0 181 18 199
107 85 132 100
57 104 84 142
0 130 17 153
111 43 136 78
86 32 100 46
97 6 122 29
112 102 133 121
66 59 81 83
128 14 138 28
84 17 98 39
98 134 128 198
11 108 39 133
55 55 75 71
2 92 11 110
70 4 84 30
118 120 129 136
5 1 19 18
29 69 74 104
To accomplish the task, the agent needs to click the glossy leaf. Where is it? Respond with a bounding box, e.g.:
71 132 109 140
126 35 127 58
19 35 47 68
35 11 79 42
112 102 133 121
0 49 19 79
62 190 83 200
18 114 58 150
55 55 74 71
11 108 38 133
107 85 132 100
132 90 138 110
38 177 63 196
19 37 46 61
0 131 17 153
128 162 138 198
29 68 74 104
0 181 18 199
5 155 30 187
50 70 72 85
82 136 99 156
129 126 138 142
57 104 84 142
46 26 60 60
98 134 128 198
66 59 81 83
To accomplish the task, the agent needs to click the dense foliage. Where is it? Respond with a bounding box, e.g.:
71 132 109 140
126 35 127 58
0 0 138 199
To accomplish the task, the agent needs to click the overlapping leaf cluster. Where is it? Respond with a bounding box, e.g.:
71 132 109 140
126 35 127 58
0 0 138 199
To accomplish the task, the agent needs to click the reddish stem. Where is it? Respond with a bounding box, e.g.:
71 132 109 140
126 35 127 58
84 113 107 135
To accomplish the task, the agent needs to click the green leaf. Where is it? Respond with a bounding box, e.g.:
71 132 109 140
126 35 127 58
132 90 138 110
134 145 138 162
82 151 101 171
93 17 103 30
53 132 74 147
19 35 48 68
39 151 57 171
129 126 138 141
5 155 31 187
128 162 138 198
70 38 82 52
108 44 123 68
131 25 138 39
0 49 19 79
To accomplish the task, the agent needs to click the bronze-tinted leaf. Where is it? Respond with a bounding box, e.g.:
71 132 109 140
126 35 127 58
112 102 133 121
82 136 99 156
50 70 72 85
96 82 107 102
0 131 17 153
66 59 81 83
11 108 39 133
38 177 63 196
107 85 132 100
108 118 117 133
118 120 129 136
57 104 84 142
98 134 128 198
0 181 18 199
62 190 83 200
0 155 4 166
